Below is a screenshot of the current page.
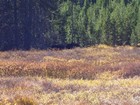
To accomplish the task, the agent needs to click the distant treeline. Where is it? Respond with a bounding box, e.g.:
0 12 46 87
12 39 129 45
0 0 140 50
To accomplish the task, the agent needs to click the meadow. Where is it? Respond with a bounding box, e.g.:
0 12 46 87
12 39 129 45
0 45 140 105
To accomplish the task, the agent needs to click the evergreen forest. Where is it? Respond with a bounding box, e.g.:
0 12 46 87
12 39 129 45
0 0 140 50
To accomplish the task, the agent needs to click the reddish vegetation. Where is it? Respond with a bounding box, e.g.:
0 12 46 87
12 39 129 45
0 45 140 79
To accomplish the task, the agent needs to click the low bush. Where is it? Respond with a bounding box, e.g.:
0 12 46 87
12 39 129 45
0 96 37 105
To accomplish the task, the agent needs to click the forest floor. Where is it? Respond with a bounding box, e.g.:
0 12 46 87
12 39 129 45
0 45 140 105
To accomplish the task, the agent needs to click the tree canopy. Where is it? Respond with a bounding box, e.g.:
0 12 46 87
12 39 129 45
0 0 140 50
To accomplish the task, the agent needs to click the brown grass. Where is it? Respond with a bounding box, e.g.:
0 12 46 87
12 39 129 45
0 45 140 79
0 77 140 105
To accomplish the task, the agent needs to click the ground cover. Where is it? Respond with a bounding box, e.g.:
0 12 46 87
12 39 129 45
0 45 140 105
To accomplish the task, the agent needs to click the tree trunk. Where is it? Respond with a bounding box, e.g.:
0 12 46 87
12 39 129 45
23 0 32 50
13 0 18 49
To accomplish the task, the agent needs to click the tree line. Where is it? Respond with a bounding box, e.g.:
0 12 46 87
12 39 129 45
0 0 140 51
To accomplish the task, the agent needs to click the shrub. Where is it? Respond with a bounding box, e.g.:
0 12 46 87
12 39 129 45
14 96 38 105
0 96 37 105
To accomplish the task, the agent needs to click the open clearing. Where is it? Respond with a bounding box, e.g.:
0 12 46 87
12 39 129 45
0 45 140 105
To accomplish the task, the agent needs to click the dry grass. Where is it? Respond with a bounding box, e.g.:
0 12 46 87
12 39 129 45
0 77 140 105
0 45 140 104
0 45 140 79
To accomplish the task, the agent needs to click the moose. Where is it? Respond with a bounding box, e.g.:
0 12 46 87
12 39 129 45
51 43 80 50
66 43 80 49
51 44 65 50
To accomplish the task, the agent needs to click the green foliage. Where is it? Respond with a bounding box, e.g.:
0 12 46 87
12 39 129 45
0 0 140 50
135 6 140 43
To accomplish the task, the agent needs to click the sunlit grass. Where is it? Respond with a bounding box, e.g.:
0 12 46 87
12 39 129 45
0 45 140 104
0 77 140 105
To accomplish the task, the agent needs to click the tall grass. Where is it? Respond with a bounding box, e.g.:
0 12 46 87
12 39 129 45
0 45 140 79
0 45 140 104
0 77 140 105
